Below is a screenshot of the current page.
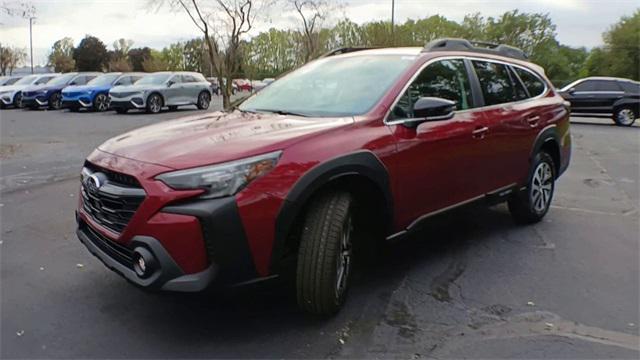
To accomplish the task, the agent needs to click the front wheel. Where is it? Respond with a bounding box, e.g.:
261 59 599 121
613 107 637 127
49 92 62 110
93 94 109 112
508 152 555 224
146 94 162 114
197 91 211 110
297 191 354 315
13 92 22 108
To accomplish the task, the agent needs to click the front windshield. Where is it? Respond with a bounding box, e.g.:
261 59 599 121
47 73 76 86
135 73 171 85
14 75 38 85
239 54 416 117
87 74 120 86
2 77 21 85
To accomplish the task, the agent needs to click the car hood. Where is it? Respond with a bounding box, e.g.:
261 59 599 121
23 84 63 93
98 111 354 170
110 84 159 93
63 84 108 93
0 84 23 93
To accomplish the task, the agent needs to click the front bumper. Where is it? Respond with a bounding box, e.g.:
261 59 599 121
109 94 146 110
22 96 48 108
77 218 217 291
62 96 93 109
0 93 15 105
75 155 262 290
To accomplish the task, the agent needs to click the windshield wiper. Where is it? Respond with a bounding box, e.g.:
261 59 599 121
252 108 308 117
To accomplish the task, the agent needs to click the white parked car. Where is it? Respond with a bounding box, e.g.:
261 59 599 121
0 73 59 109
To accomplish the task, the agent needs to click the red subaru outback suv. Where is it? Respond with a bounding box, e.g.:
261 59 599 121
76 39 571 315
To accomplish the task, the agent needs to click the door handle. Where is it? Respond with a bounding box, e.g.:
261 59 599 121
472 126 488 139
526 115 540 127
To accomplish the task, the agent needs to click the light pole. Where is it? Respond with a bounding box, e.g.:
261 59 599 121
29 17 36 74
391 0 395 45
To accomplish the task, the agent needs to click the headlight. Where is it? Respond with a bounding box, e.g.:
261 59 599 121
156 151 282 199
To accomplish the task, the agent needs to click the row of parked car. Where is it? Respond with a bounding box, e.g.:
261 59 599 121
0 71 266 114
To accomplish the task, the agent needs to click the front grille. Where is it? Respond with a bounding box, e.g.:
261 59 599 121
80 221 134 268
110 91 138 99
81 164 145 234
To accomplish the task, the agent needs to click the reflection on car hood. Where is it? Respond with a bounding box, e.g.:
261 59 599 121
110 84 161 93
63 84 109 93
98 110 354 169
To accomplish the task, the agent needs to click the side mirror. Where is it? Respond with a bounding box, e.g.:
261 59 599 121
567 87 576 94
403 97 456 127
69 81 77 86
167 80 174 87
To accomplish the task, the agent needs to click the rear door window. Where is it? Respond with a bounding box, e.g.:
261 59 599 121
513 67 546 97
472 61 517 106
390 59 473 120
596 80 622 92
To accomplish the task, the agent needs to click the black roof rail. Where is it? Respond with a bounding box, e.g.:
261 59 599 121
321 47 377 57
422 38 528 61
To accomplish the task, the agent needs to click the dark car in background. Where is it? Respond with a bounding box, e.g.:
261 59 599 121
22 72 101 110
62 72 146 112
560 77 640 126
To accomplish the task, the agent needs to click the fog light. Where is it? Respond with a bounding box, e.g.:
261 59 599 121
132 247 156 278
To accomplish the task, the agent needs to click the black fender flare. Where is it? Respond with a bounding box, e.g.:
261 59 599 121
270 150 393 272
530 125 561 172
612 98 640 114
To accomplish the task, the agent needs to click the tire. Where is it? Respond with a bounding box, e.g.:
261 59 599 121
168 105 178 111
297 191 354 315
93 93 109 112
197 91 211 110
49 92 62 110
613 106 637 127
13 92 22 108
508 152 556 224
115 108 128 114
146 93 162 114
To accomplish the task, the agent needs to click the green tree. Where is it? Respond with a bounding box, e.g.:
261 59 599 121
142 50 168 72
602 10 640 80
48 37 76 72
73 35 108 71
127 47 152 71
161 42 185 70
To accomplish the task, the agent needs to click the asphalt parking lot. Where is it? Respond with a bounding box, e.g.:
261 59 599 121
1 106 639 358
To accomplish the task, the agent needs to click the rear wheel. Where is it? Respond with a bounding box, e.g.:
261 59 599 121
146 94 162 114
613 106 636 127
197 91 211 110
297 191 354 315
93 94 109 112
508 152 555 224
115 108 128 114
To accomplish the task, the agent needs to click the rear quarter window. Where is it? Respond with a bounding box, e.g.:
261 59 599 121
513 67 546 97
620 81 640 94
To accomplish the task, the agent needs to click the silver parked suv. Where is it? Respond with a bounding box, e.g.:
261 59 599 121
109 71 212 114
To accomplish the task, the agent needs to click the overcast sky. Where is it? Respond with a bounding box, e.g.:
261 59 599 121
1 0 638 66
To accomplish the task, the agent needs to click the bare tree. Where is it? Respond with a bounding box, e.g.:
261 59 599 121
113 39 134 60
0 1 35 19
289 0 335 62
0 44 27 75
161 0 268 110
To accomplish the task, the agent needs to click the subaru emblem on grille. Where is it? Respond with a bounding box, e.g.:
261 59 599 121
84 172 106 193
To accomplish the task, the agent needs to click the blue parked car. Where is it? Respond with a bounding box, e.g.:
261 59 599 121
22 72 101 110
62 72 146 112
